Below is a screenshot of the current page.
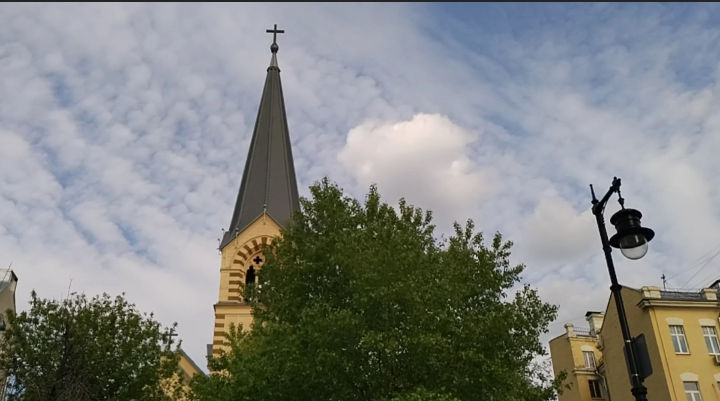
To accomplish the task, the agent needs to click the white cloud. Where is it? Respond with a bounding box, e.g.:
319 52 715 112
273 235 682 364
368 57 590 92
338 113 488 223
520 195 597 265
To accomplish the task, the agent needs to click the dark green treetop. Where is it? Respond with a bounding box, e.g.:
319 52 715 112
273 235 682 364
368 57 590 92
191 178 565 401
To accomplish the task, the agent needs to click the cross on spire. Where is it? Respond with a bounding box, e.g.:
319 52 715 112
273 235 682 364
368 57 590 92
164 328 178 347
266 24 284 44
266 24 284 53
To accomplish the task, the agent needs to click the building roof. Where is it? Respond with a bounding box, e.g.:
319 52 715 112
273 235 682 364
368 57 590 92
0 269 18 294
220 31 300 250
178 348 206 377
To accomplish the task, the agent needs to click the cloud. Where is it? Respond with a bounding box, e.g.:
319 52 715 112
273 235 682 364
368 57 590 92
338 113 488 224
520 195 597 266
3 2 720 371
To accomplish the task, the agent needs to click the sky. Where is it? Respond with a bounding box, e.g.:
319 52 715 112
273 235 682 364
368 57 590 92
3 2 720 373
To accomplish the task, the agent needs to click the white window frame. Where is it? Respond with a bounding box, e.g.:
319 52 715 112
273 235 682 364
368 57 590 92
702 326 720 355
583 350 597 368
684 381 703 401
588 379 603 399
670 325 690 354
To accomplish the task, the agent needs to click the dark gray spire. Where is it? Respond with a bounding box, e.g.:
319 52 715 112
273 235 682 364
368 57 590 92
220 25 300 250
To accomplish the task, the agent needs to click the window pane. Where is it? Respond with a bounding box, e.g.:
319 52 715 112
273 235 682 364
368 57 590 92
583 351 596 368
702 326 720 354
705 336 714 353
673 336 682 353
670 325 690 353
671 325 684 335
683 381 702 401
680 336 689 353
673 335 689 353
684 382 699 391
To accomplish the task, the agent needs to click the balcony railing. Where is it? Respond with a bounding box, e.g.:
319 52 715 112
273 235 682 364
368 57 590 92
574 327 593 336
660 288 705 300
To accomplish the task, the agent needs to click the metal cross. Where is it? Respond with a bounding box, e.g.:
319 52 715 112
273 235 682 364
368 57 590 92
266 24 284 44
253 256 263 265
165 329 178 347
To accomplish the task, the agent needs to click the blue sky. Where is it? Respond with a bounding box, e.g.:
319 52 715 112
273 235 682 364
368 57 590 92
2 2 720 370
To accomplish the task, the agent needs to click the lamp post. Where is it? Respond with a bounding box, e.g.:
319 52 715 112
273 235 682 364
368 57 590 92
590 177 655 401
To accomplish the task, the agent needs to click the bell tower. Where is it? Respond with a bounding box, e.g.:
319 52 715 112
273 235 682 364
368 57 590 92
210 24 300 360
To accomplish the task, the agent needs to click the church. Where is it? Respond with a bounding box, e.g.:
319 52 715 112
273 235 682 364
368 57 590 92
176 24 300 379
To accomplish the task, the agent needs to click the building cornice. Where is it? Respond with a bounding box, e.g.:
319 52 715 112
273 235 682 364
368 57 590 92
637 299 718 310
567 335 598 341
572 367 601 377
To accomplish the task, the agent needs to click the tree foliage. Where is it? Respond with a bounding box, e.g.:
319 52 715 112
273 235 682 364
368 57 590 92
0 291 182 401
190 178 565 401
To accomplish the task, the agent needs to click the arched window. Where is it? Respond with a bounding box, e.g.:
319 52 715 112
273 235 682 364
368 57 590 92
243 253 265 303
245 254 265 281
245 266 256 285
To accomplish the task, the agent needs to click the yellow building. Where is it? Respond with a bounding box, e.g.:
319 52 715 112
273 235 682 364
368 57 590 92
550 284 720 401
549 312 607 401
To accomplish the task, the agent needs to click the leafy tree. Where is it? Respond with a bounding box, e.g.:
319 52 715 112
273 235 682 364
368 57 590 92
0 291 183 401
190 178 566 401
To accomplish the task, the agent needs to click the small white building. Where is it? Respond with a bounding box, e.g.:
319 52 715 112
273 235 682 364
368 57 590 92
0 269 18 400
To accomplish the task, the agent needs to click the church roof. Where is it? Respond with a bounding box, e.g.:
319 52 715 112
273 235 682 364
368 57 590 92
220 26 300 250
178 348 206 377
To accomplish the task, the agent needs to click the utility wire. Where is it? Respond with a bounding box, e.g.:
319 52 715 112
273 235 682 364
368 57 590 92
687 269 720 292
679 248 720 290
667 243 720 281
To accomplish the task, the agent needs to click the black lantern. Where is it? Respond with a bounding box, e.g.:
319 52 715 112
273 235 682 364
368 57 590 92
609 208 656 260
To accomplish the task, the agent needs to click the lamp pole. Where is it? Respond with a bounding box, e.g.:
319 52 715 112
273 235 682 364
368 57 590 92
591 177 653 401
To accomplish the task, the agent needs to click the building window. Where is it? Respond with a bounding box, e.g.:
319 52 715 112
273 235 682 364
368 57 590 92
684 381 703 401
702 326 720 354
670 325 690 354
583 351 597 368
589 380 603 399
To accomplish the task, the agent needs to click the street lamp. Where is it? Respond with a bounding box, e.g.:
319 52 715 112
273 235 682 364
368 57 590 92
609 208 655 261
590 177 655 401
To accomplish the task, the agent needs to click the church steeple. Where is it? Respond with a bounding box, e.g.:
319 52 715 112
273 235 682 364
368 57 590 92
220 25 300 250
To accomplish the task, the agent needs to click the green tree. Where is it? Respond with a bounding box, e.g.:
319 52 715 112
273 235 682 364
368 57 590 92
190 178 566 401
0 291 183 401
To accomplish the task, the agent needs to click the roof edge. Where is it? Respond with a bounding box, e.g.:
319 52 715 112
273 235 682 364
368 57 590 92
220 212 283 251
178 348 207 377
